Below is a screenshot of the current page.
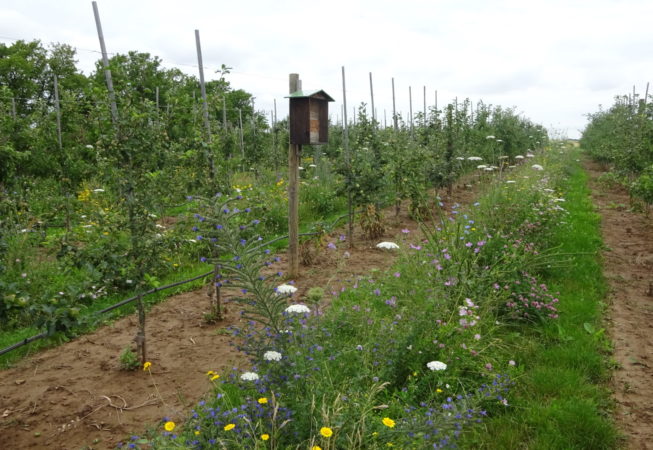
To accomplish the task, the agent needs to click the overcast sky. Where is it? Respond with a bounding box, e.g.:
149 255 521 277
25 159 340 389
2 0 652 139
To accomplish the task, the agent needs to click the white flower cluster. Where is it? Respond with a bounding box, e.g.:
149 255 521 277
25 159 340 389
284 304 311 314
276 284 298 295
531 164 544 171
240 371 259 381
376 242 399 250
263 350 283 361
427 361 447 371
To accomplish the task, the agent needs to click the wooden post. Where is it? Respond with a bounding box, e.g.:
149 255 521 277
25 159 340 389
195 29 215 180
342 66 353 248
91 1 118 123
220 96 226 128
155 86 159 111
369 72 376 124
409 86 414 136
11 98 16 119
423 85 426 121
53 75 63 151
136 295 147 365
392 77 398 131
238 108 245 159
288 73 300 278
435 90 438 111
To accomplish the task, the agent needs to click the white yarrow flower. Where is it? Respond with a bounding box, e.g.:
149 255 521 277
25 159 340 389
477 164 487 169
376 242 399 250
506 180 516 184
531 164 544 171
427 361 447 371
240 371 260 381
284 304 311 314
486 135 496 140
93 188 105 193
467 156 483 161
276 284 298 295
263 350 283 361
515 155 525 159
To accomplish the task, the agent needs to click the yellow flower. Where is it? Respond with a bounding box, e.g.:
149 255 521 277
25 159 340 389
436 388 443 393
320 427 333 438
143 362 152 371
312 447 322 450
210 374 220 381
164 421 175 432
258 397 268 404
206 370 215 376
194 430 200 436
382 417 396 428
372 432 379 437
224 423 235 431
261 434 270 441
387 444 394 447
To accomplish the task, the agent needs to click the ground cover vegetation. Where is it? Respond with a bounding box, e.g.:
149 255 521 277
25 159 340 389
0 39 547 367
581 90 653 212
118 145 617 448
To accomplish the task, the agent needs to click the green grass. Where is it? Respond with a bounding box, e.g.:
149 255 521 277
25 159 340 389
465 150 619 449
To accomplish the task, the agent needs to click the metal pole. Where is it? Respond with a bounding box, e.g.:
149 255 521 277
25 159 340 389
53 75 63 151
342 66 353 248
91 1 118 123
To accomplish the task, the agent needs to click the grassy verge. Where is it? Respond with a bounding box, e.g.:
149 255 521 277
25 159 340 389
465 149 618 448
120 146 617 449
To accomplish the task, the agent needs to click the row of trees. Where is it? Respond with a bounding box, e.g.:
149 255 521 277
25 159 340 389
0 40 275 192
0 38 548 335
582 91 653 206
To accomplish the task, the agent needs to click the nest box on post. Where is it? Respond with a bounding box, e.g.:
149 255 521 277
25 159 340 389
286 90 335 145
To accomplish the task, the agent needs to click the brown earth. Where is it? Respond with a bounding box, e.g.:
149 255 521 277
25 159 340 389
0 185 478 450
585 160 653 449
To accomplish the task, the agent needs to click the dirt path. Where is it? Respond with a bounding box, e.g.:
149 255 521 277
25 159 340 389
585 160 653 449
0 185 478 450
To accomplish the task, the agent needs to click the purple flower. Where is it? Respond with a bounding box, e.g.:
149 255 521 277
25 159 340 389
393 272 401 278
401 228 410 234
327 242 336 249
339 234 346 241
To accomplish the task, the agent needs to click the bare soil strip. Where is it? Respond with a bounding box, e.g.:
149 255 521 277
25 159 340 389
585 160 653 449
0 186 478 450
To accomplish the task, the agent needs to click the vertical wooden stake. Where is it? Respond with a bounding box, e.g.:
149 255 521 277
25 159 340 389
391 78 398 131
91 1 118 123
11 98 16 119
342 66 353 248
238 108 245 159
369 72 376 124
136 295 146 364
195 29 214 180
53 75 63 151
288 73 300 278
409 85 414 136
423 85 426 121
